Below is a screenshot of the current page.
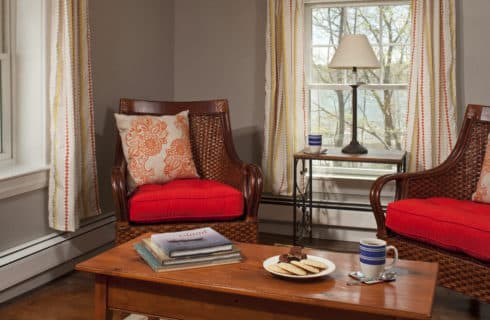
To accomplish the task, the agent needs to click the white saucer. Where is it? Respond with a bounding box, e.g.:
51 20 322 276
303 148 328 154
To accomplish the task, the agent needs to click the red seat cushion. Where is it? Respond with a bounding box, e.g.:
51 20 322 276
386 197 490 261
129 179 244 223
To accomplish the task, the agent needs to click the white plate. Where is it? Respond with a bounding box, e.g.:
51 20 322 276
263 255 336 279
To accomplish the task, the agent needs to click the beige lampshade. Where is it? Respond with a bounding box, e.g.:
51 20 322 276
329 34 380 69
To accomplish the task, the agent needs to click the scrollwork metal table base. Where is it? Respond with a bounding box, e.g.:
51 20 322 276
292 148 407 245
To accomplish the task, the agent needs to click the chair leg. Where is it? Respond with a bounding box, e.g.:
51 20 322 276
469 299 480 317
111 311 129 320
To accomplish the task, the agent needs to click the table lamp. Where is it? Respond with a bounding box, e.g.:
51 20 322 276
329 34 381 154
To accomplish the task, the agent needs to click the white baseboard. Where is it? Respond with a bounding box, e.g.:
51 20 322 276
258 202 377 242
0 213 116 303
258 219 376 242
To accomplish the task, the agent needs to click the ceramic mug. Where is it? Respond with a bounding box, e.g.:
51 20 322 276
307 134 322 153
359 238 398 279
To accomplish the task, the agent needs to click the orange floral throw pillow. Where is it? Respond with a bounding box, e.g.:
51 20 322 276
115 111 199 187
473 134 490 203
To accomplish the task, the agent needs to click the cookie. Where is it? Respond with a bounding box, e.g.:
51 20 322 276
291 260 320 274
267 264 291 274
300 259 327 270
278 262 307 276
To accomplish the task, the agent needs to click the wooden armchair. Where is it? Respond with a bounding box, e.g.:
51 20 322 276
370 104 490 302
112 98 263 244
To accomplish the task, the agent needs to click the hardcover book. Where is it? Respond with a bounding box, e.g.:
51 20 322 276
134 243 242 272
150 227 233 257
142 238 241 265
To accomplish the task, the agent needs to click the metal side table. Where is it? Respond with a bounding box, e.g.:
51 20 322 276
293 147 407 245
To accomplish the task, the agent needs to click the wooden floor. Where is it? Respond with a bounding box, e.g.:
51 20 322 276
0 233 488 319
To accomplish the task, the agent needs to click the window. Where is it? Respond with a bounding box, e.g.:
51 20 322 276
305 0 410 175
0 0 48 198
0 0 12 160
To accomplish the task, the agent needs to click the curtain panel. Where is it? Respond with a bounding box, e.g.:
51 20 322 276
263 0 306 195
48 0 101 231
405 0 457 172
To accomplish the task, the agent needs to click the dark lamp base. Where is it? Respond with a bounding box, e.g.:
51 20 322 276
341 140 368 154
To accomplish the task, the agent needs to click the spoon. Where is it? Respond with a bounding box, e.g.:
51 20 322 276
346 270 397 285
379 270 397 282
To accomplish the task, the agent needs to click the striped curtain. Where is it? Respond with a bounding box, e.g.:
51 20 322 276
262 0 306 195
48 0 101 231
405 0 457 172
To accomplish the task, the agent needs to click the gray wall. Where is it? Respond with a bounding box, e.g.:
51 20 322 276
0 190 50 251
173 0 266 165
458 0 490 120
172 0 490 162
0 0 175 251
3 0 490 251
90 0 175 213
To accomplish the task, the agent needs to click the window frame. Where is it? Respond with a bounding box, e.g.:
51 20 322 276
304 0 410 177
0 0 12 161
0 0 49 199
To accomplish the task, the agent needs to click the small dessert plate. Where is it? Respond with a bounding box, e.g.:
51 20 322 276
263 255 336 279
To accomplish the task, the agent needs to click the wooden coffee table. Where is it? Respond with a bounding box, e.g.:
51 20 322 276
76 234 438 320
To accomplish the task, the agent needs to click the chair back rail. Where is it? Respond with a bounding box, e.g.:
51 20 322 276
403 104 490 199
117 98 243 187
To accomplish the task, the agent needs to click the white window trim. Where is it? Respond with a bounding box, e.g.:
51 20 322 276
305 0 407 6
0 166 49 200
308 83 407 90
0 0 49 198
0 0 12 161
311 162 399 179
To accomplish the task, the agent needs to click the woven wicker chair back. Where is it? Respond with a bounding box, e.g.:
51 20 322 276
118 98 239 188
405 105 490 200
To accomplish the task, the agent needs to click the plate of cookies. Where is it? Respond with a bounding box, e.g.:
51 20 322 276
263 247 336 279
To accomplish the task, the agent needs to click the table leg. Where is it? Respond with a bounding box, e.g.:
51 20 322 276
94 275 111 320
293 158 298 245
401 153 407 173
308 159 313 241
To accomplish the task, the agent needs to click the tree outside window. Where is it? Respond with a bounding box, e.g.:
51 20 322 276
306 1 410 156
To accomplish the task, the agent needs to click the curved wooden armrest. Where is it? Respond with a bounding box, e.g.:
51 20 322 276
221 160 263 221
370 173 399 239
370 159 471 238
243 163 263 220
111 148 129 222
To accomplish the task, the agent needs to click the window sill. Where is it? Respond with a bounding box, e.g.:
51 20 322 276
310 172 391 181
0 165 50 200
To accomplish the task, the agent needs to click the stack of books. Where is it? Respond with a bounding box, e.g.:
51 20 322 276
134 227 242 272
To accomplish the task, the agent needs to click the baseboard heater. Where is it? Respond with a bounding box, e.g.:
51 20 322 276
260 194 384 212
0 213 116 303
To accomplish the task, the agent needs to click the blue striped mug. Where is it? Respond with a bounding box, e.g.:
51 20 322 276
359 238 398 279
308 134 322 153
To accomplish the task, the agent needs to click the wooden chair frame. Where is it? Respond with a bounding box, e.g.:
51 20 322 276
112 98 263 244
370 104 490 302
